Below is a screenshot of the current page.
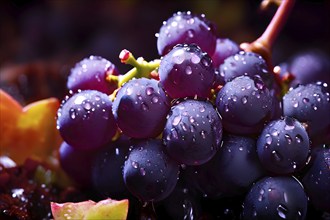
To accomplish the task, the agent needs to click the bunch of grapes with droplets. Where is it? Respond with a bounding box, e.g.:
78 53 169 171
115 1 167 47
53 1 330 219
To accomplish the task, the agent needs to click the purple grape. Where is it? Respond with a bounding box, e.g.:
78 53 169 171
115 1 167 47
212 38 240 69
286 50 330 87
112 78 171 139
163 99 223 166
189 135 265 198
91 136 131 200
215 75 273 135
282 82 330 140
67 55 119 94
157 11 217 56
158 44 215 99
220 51 276 89
59 141 98 188
123 139 179 202
302 146 330 212
57 90 117 150
257 116 311 175
242 176 308 220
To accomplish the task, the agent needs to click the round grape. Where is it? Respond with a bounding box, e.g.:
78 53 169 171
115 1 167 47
257 116 310 174
302 146 330 212
112 78 171 139
215 75 273 135
157 11 217 56
57 90 117 150
282 82 330 140
67 55 119 94
163 99 222 166
242 176 308 220
158 44 215 99
123 139 179 202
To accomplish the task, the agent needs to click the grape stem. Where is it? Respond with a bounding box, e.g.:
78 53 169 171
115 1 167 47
107 49 161 99
241 0 296 69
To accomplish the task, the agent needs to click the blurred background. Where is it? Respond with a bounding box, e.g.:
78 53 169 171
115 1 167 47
0 0 329 104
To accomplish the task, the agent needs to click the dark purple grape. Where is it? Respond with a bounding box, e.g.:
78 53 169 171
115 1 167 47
212 38 240 69
67 55 119 94
282 82 330 140
91 136 131 200
286 50 330 87
242 176 308 220
156 182 202 220
112 78 171 139
215 75 273 135
163 99 222 166
158 44 215 99
257 116 310 174
123 139 179 202
190 135 265 198
157 11 217 56
302 145 330 212
57 90 117 150
59 141 98 188
219 51 275 89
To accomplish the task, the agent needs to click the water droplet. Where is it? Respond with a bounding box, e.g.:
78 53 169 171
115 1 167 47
225 104 229 112
152 96 159 103
187 29 195 38
171 128 178 139
277 204 288 219
199 105 205 112
239 147 243 151
189 116 195 123
231 95 238 102
94 95 101 101
295 134 303 143
191 54 201 64
185 66 192 75
284 134 292 144
312 104 318 110
284 118 295 130
126 87 133 95
141 102 149 111
140 167 146 176
172 49 185 64
272 150 283 162
292 100 299 108
200 130 206 139
83 101 92 111
242 96 248 104
187 17 195 24
70 108 77 119
265 134 272 145
303 98 309 103
172 115 181 126
146 87 154 96
131 161 139 169
271 129 280 136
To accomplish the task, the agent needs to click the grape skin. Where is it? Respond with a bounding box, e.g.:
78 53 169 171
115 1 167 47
157 11 217 56
282 82 330 140
257 116 310 175
242 176 308 220
163 99 223 166
67 55 119 94
112 78 171 139
57 90 117 150
158 44 215 99
216 75 273 135
123 139 179 202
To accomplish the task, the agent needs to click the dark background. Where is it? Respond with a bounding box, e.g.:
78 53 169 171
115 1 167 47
0 0 329 104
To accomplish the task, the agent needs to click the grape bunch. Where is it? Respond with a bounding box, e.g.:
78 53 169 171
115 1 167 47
55 1 330 219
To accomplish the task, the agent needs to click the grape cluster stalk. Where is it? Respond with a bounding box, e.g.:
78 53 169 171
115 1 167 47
55 0 330 219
